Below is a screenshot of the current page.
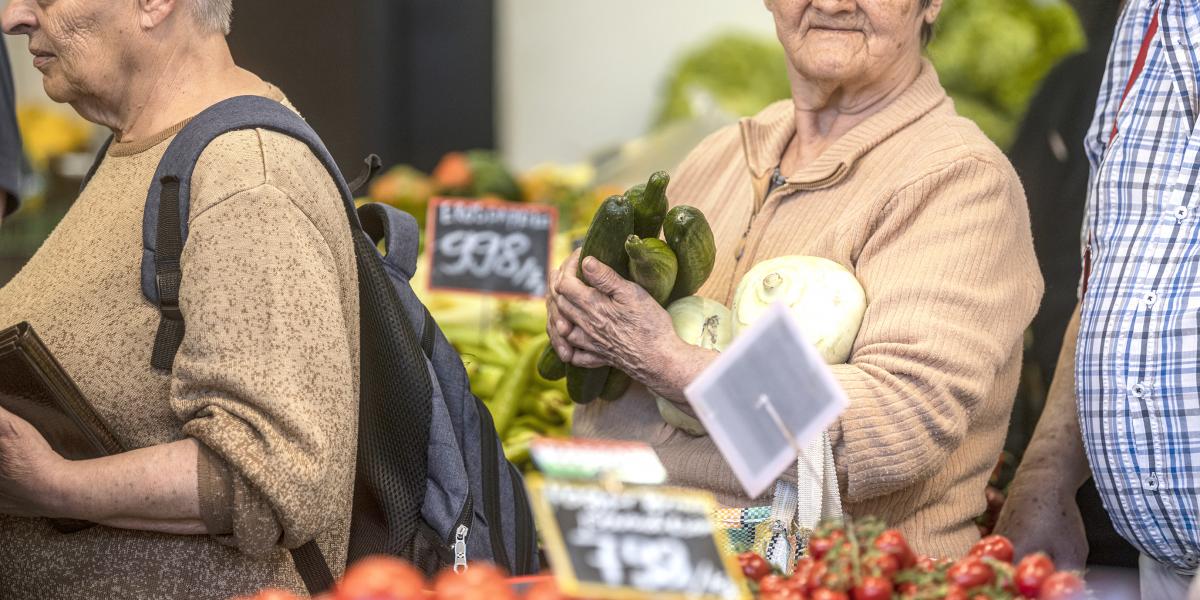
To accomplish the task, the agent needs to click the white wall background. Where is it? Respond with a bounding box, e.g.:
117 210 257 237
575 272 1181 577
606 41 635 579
497 0 775 171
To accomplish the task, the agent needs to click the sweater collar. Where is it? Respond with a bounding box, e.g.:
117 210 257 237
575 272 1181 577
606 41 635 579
738 59 947 192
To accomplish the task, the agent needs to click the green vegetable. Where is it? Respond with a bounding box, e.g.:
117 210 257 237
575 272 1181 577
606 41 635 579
470 364 506 399
489 335 546 436
655 33 791 127
536 345 567 381
567 194 634 404
626 235 678 306
600 370 632 401
664 205 716 302
656 296 734 436
633 172 669 239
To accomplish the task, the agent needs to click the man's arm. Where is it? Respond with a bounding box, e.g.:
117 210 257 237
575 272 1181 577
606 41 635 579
994 303 1092 568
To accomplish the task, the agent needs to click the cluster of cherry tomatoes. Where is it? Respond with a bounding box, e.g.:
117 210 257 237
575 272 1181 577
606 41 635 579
737 520 1086 600
234 557 547 600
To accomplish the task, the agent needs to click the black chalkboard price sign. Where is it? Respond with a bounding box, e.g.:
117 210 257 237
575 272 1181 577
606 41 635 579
426 197 558 298
527 476 747 600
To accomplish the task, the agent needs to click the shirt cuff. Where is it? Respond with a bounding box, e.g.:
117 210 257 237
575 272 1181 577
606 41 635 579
196 442 235 535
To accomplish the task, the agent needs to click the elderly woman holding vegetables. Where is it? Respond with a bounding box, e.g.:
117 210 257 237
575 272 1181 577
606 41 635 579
546 0 1042 559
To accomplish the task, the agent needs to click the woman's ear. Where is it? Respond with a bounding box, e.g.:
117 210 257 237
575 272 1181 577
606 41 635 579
138 0 179 30
924 0 944 25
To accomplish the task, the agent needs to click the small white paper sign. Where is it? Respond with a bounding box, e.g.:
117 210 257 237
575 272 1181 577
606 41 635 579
684 302 849 499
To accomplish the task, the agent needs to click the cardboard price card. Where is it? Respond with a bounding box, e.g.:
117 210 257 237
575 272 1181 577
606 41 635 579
426 197 557 298
527 475 748 600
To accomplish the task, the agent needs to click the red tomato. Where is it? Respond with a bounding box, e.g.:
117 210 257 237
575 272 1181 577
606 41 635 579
1038 572 1086 600
523 578 564 600
897 582 918 597
433 563 513 600
790 557 814 591
969 534 1015 563
759 574 789 594
242 591 301 600
947 556 994 589
1014 553 1056 597
739 553 772 582
863 553 900 579
806 561 828 595
812 589 850 600
337 556 425 600
943 585 969 600
851 575 893 600
810 530 845 561
873 530 916 568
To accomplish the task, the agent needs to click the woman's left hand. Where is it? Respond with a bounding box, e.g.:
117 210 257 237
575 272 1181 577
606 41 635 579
554 255 678 379
0 405 68 518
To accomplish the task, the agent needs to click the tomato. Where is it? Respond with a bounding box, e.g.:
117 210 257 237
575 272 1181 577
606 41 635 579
789 557 814 591
969 534 1015 563
873 530 916 568
943 584 969 600
433 563 513 600
243 591 301 600
1014 553 1056 597
897 582 917 597
336 556 425 600
947 556 994 589
739 552 772 582
1038 572 1086 600
806 561 828 595
812 589 850 600
851 575 893 600
862 553 899 579
810 530 845 561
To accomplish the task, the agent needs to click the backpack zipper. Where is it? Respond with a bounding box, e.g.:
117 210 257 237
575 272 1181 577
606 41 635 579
452 523 469 573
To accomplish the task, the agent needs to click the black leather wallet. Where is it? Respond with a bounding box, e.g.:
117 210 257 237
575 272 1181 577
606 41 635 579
0 322 123 532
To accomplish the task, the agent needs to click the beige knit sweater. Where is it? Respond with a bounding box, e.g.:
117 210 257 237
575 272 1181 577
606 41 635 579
0 90 360 599
576 62 1043 559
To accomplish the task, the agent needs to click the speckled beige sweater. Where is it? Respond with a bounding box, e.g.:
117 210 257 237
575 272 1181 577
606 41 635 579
0 90 360 599
576 62 1043 559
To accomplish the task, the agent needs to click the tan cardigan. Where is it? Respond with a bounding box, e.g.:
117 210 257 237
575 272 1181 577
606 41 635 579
576 62 1043 559
0 90 360 599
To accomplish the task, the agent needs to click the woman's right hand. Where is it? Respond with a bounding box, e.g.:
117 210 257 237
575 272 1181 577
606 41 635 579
546 248 582 364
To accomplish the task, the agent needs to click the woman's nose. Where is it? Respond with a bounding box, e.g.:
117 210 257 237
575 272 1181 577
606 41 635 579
2 1 39 37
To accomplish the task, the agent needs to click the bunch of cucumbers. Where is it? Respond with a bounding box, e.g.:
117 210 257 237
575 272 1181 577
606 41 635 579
537 171 717 404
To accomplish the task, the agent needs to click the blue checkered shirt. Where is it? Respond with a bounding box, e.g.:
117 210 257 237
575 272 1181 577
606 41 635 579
1079 0 1200 573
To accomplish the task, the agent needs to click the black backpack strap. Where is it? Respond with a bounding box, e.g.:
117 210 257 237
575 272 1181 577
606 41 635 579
80 136 114 192
291 541 335 595
346 154 383 197
357 202 420 280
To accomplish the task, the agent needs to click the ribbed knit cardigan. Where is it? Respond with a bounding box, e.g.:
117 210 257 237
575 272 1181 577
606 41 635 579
576 61 1044 559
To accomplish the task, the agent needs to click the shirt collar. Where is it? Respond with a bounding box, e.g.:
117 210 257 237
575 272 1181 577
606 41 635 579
738 59 948 192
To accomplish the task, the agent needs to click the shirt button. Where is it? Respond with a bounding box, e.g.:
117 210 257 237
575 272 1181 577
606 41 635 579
1143 291 1158 306
1145 473 1159 491
1185 552 1199 567
1175 206 1190 222
1130 382 1148 397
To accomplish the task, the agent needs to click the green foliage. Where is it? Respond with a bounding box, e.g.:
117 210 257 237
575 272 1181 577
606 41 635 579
653 32 792 128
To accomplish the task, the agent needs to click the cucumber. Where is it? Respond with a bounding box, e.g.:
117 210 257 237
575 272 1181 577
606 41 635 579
567 194 635 404
578 194 634 281
664 205 716 303
636 171 670 239
600 369 632 401
536 345 567 381
567 364 609 405
625 235 678 306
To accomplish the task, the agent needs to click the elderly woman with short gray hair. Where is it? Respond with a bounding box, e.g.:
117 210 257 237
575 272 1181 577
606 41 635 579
0 0 359 597
547 0 1043 557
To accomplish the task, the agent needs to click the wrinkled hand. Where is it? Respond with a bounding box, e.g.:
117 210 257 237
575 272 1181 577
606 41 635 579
553 254 676 378
546 248 582 365
0 405 68 518
993 468 1088 570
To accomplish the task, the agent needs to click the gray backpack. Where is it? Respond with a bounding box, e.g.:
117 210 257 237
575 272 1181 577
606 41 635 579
83 95 538 594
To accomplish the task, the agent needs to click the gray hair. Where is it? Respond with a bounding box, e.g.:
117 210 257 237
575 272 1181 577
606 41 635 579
191 0 233 35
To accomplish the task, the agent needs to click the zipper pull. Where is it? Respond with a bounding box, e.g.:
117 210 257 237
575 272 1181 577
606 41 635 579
453 524 469 573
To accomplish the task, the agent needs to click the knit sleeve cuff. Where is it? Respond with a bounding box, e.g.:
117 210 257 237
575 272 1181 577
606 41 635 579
196 442 235 535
